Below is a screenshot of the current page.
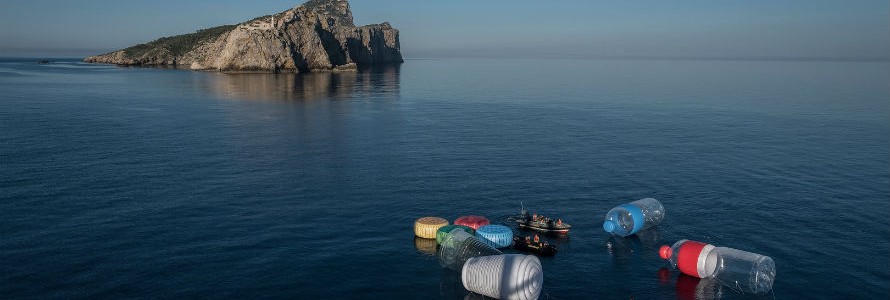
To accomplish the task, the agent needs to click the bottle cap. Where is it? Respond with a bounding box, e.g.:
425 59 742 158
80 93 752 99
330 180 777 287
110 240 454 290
455 215 490 230
659 245 672 259
603 220 617 232
476 225 514 248
414 216 449 239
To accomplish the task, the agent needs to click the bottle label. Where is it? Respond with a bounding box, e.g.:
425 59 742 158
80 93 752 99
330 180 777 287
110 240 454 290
677 241 715 278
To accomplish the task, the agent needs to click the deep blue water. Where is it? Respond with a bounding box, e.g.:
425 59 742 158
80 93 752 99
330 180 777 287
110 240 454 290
1 58 888 299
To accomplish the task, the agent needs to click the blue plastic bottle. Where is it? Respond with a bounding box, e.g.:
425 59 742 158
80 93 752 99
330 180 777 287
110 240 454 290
603 198 665 237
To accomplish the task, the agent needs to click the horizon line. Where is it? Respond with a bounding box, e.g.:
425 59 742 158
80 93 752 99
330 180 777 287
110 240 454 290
2 53 888 63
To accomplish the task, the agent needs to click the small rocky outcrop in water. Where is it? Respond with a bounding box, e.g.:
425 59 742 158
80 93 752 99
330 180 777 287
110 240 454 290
84 0 402 72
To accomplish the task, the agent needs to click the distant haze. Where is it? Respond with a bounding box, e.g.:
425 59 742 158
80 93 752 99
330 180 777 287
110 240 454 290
1 0 888 59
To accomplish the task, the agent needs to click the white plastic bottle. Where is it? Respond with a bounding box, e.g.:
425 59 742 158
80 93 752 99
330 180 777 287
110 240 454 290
659 239 776 295
603 198 665 237
462 254 543 300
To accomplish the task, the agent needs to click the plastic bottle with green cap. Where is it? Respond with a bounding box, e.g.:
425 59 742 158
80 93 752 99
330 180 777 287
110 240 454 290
602 198 665 237
438 229 502 271
436 224 475 245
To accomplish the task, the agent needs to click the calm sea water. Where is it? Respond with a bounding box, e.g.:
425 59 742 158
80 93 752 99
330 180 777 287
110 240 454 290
1 58 888 299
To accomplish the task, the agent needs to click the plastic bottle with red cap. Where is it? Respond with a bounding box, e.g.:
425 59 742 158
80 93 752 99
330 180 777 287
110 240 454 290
602 198 665 237
659 239 776 295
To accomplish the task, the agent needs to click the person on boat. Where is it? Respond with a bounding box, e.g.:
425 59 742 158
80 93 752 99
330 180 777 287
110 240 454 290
533 234 540 243
557 219 562 225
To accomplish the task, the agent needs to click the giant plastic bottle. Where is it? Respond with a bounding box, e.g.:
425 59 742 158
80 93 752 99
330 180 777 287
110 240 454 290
438 229 502 271
603 198 665 237
462 254 543 300
659 239 776 295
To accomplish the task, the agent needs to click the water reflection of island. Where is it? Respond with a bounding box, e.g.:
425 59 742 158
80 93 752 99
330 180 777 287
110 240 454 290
201 64 400 101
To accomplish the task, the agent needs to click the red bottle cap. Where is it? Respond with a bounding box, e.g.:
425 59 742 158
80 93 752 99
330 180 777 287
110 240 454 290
659 245 672 259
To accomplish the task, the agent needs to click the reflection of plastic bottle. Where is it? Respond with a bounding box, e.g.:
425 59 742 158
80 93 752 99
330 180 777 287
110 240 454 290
605 235 639 261
439 268 465 300
634 225 662 247
659 239 776 295
675 274 723 300
606 226 662 261
603 198 665 237
438 229 502 271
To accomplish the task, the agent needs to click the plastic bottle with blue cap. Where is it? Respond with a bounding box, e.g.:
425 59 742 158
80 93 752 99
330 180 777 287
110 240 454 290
603 198 665 237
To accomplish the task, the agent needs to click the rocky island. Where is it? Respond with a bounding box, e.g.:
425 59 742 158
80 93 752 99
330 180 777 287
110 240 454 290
84 0 402 72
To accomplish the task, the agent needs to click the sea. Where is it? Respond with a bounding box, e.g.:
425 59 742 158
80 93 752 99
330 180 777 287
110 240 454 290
1 57 888 299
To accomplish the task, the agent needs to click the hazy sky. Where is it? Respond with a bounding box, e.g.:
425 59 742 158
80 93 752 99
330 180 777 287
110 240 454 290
1 0 887 59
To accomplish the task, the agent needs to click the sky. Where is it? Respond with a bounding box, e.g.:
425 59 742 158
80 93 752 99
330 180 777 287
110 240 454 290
0 0 888 59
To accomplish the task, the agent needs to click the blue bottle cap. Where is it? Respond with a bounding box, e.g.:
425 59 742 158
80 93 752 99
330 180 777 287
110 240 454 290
603 220 617 233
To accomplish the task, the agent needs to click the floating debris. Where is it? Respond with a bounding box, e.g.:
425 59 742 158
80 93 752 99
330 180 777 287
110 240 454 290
437 224 475 245
455 215 490 230
415 216 449 239
660 239 776 295
475 225 513 248
603 198 664 237
462 254 543 300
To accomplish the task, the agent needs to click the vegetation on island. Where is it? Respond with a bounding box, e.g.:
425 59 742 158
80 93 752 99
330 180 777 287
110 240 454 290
122 25 237 57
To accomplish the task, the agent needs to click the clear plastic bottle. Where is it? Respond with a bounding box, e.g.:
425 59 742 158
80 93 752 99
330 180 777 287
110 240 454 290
438 229 502 271
711 247 776 295
659 239 776 295
603 198 665 237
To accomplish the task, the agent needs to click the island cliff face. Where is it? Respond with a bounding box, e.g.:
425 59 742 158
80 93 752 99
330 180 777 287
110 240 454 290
84 0 402 72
